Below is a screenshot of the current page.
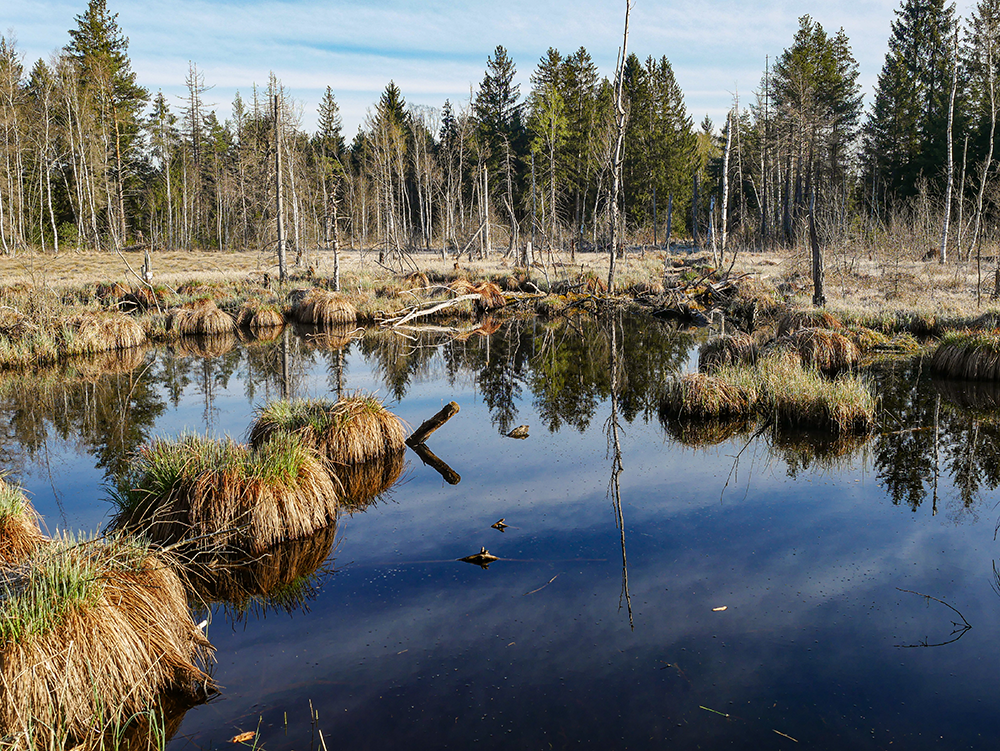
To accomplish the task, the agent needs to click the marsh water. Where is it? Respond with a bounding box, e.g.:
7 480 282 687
7 315 1000 749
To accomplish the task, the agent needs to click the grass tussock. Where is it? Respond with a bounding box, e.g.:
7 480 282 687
168 298 235 336
235 300 285 333
63 310 146 355
759 356 876 434
108 433 339 553
766 327 861 372
248 394 405 465
931 329 1000 380
0 478 45 566
0 535 213 746
293 289 358 327
698 332 758 373
775 310 844 338
659 371 761 420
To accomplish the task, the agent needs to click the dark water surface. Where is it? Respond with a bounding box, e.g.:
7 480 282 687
6 317 1000 750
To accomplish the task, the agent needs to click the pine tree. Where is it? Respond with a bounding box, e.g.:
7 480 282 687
473 45 526 174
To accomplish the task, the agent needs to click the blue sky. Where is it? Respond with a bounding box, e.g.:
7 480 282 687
7 0 978 138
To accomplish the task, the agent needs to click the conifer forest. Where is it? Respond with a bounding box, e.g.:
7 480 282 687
1 0 995 265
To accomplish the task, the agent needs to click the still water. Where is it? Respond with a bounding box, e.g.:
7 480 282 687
5 316 1000 749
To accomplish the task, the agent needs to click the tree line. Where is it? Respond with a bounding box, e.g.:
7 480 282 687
0 0 997 264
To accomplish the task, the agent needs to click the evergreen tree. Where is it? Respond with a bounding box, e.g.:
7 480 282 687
316 85 345 156
864 0 958 198
66 0 148 243
473 45 526 173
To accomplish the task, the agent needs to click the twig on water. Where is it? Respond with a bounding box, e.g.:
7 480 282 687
523 574 560 596
895 587 972 648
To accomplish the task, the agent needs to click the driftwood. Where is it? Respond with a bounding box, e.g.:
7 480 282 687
407 402 460 446
410 442 461 485
386 294 481 328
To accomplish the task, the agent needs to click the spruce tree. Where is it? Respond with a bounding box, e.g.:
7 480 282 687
864 0 958 198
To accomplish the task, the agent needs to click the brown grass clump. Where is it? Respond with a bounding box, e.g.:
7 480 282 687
187 524 337 619
931 329 1000 380
63 310 146 356
775 310 844 338
0 535 214 747
698 332 758 373
0 478 45 567
235 300 285 333
293 289 358 327
248 394 406 465
108 433 339 554
766 328 861 372
168 298 235 336
332 449 406 511
403 271 430 291
659 371 760 420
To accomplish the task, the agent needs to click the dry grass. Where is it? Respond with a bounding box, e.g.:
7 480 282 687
931 329 1000 380
698 332 758 373
659 371 761 420
766 328 861 372
758 355 876 434
63 310 146 355
449 279 506 309
293 289 358 327
0 535 213 747
235 300 286 333
248 394 406 465
775 310 844 338
332 449 406 511
0 478 45 567
168 298 235 336
108 433 339 554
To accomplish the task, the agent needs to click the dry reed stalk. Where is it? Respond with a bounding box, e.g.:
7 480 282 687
931 330 1000 380
293 289 358 327
0 536 214 747
248 394 406 465
109 433 339 554
64 311 146 355
0 479 45 567
186 524 337 618
698 332 758 373
767 328 860 372
775 310 844 338
168 298 235 337
331 449 406 511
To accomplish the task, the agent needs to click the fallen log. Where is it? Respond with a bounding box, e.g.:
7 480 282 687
406 401 460 447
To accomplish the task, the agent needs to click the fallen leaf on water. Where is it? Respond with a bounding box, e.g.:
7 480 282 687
230 732 255 744
712 606 727 612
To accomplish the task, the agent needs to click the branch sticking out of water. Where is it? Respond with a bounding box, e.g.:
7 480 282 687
894 587 971 648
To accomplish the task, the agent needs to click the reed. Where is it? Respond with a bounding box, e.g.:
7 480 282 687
248 394 406 464
108 433 339 553
931 329 1000 380
0 534 213 747
168 298 235 336
698 332 758 373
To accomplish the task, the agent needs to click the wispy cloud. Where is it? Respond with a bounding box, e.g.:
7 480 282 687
8 0 979 135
